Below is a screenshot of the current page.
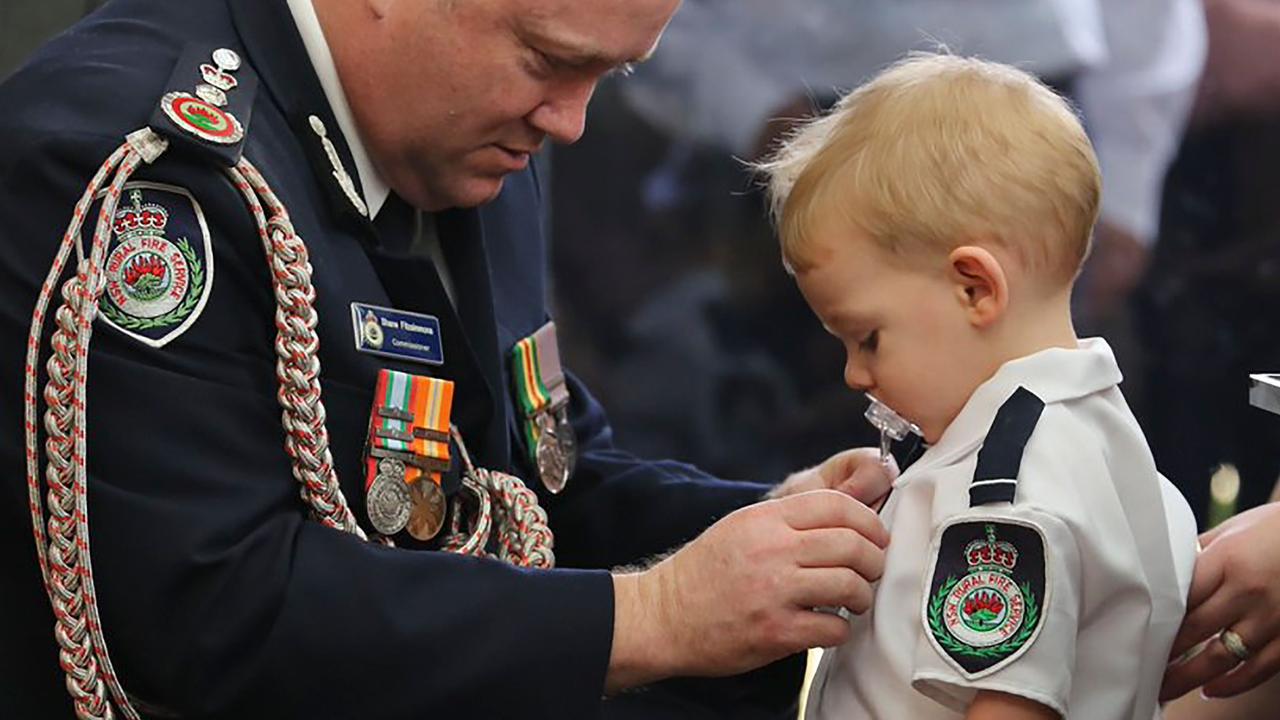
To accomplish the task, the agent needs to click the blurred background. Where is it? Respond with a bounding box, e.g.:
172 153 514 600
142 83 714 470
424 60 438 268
4 0 1279 531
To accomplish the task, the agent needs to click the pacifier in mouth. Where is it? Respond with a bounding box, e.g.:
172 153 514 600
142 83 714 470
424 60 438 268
864 394 921 464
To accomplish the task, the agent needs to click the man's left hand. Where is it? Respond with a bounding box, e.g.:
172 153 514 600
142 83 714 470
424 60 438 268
771 448 896 507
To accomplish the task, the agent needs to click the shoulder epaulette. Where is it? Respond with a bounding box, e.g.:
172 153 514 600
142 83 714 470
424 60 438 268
149 44 257 167
969 386 1045 506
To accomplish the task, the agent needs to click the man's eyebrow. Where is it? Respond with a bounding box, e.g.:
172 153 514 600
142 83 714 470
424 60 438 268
529 28 654 71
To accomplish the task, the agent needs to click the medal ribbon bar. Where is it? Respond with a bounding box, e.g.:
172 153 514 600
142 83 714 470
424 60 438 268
364 369 454 490
510 323 570 463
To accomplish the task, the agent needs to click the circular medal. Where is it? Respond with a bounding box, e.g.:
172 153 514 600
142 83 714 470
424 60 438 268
161 92 244 145
406 480 446 541
367 472 411 536
535 412 569 494
212 47 242 72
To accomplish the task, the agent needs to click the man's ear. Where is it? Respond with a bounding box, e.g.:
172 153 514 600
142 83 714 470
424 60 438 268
948 245 1008 328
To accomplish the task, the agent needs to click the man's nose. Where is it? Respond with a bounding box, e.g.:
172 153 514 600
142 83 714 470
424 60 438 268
527 79 596 144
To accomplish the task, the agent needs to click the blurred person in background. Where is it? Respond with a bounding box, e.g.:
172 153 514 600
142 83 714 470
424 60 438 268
1155 0 1280 716
552 0 1205 483
1138 0 1280 529
621 0 1205 329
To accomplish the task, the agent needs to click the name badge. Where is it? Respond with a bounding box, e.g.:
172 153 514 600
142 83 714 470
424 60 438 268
351 302 444 366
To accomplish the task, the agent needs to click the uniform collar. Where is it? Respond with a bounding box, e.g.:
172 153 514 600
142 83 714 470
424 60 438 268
285 0 390 219
228 0 378 237
902 337 1123 477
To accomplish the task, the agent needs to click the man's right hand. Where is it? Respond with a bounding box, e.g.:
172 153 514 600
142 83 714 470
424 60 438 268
606 490 888 692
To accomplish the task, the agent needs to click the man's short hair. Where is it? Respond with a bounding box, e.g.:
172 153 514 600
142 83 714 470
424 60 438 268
761 53 1101 286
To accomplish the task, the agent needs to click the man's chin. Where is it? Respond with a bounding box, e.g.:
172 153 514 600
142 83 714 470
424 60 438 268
443 175 507 209
406 173 508 212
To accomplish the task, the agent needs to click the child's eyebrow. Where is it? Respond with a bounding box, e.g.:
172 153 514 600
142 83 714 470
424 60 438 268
830 310 877 332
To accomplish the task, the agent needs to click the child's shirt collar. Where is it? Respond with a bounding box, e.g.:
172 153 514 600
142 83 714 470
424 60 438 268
902 337 1122 480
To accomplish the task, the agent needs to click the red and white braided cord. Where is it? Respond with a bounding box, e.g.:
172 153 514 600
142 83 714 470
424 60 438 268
26 138 147 720
225 159 366 538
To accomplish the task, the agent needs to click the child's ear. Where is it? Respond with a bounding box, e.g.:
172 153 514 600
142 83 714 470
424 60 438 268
948 245 1008 328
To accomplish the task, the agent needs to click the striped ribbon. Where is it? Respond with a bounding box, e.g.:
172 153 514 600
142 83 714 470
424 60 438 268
365 369 454 490
511 335 552 456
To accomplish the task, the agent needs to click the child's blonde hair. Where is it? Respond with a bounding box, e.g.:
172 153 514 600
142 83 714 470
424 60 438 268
761 54 1101 286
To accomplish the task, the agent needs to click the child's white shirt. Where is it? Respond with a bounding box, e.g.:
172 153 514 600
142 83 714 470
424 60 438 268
806 338 1197 720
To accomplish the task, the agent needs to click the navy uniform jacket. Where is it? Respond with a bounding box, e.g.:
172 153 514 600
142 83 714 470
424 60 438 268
0 1 796 717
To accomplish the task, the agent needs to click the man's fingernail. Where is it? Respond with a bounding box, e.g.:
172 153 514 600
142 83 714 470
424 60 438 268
1199 689 1215 702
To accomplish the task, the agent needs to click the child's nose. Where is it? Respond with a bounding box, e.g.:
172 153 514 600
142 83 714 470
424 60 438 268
844 358 874 392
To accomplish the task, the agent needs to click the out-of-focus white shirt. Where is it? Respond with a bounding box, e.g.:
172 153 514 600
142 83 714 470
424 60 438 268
625 0 1206 244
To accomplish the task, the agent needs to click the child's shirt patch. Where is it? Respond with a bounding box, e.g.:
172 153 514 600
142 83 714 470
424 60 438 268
924 518 1049 679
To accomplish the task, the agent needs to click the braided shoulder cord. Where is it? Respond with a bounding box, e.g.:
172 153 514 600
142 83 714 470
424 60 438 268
25 132 158 720
25 130 556 718
224 159 365 538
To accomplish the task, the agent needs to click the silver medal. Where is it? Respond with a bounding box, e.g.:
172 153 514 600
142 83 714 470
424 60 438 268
367 471 411 536
554 407 577 481
535 412 569 494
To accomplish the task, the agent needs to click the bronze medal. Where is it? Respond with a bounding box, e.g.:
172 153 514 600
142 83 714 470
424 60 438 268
406 480 446 541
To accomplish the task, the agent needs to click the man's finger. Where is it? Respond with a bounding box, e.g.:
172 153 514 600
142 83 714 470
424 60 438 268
792 567 876 615
795 527 885 582
833 458 897 506
784 607 853 652
777 491 889 548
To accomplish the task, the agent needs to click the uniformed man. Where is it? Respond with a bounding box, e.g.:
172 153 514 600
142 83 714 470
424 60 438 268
0 0 894 717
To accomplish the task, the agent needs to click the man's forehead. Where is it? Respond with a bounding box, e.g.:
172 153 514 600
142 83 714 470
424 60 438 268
515 0 675 64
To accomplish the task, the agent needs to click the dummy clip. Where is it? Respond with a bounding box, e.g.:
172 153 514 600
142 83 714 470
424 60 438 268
864 395 921 466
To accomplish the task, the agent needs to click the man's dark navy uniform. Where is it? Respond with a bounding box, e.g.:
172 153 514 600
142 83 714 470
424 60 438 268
0 1 798 716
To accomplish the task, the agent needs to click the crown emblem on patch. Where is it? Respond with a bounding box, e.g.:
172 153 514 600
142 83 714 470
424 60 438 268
963 524 1019 573
113 189 170 239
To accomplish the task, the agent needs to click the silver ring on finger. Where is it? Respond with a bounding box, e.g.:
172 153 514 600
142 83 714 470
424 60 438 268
1219 629 1251 663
